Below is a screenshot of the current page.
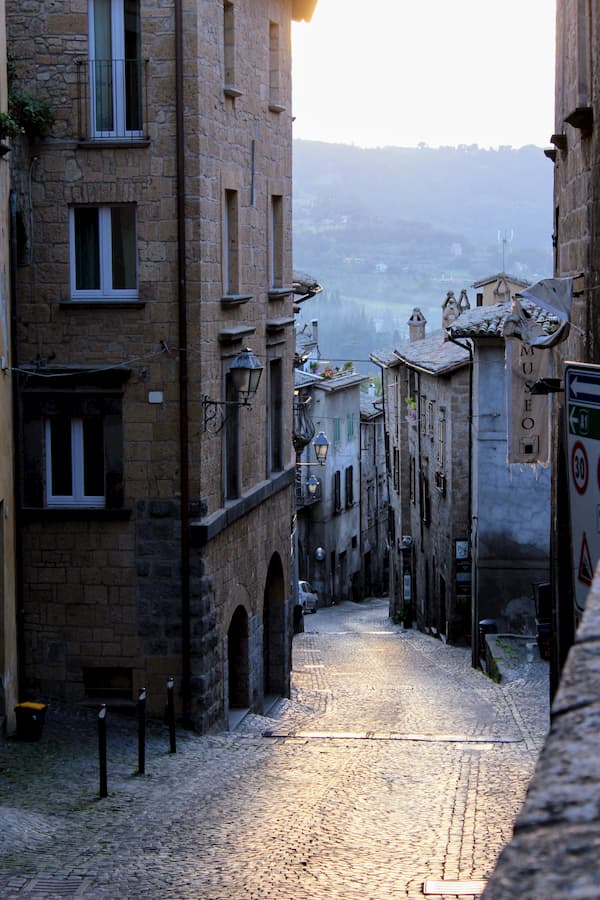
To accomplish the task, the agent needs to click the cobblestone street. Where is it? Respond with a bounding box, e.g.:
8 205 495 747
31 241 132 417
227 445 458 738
1 598 548 899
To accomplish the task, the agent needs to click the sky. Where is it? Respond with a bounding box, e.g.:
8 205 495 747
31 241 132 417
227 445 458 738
292 0 556 150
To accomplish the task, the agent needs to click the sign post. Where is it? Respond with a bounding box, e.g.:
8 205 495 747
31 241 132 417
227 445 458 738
565 362 600 615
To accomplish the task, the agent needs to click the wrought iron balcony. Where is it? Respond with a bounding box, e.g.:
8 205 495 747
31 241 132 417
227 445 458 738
77 58 149 141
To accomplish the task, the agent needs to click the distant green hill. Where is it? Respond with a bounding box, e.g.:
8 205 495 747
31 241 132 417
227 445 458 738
292 140 553 366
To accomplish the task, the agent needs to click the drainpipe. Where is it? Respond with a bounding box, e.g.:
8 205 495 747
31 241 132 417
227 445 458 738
448 336 475 665
175 0 191 726
9 190 25 701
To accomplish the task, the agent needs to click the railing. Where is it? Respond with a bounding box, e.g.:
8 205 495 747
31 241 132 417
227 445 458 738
77 58 149 141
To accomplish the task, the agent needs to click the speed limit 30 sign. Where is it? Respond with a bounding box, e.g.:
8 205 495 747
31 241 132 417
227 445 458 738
566 363 600 613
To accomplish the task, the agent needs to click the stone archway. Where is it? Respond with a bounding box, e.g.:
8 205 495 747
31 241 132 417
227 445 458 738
263 553 286 697
227 605 250 710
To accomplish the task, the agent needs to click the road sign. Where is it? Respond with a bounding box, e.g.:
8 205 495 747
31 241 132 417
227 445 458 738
566 362 600 613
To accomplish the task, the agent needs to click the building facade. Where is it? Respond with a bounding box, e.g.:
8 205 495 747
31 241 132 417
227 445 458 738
8 0 317 730
359 390 388 598
295 367 366 606
545 0 600 687
373 320 471 641
449 302 553 656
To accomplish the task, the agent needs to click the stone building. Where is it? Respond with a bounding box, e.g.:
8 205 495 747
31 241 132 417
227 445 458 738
7 0 317 730
448 302 553 657
372 312 472 642
545 0 600 685
471 273 530 308
295 365 366 606
359 388 388 598
374 288 554 649
0 0 17 735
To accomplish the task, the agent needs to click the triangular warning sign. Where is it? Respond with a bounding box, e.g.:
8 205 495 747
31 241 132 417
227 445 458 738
579 532 594 586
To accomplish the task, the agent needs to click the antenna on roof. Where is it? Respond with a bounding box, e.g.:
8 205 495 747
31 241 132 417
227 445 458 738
497 229 514 272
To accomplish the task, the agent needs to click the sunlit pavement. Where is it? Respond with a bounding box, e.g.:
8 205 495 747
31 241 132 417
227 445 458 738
0 598 548 899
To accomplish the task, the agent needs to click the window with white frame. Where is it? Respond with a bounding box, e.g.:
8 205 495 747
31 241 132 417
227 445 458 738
89 0 142 138
70 205 138 300
45 416 105 507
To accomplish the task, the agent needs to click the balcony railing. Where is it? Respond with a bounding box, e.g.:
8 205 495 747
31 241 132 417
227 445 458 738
77 58 149 141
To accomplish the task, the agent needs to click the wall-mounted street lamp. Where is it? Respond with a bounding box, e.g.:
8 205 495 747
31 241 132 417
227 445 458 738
296 431 330 468
295 431 330 501
202 348 263 433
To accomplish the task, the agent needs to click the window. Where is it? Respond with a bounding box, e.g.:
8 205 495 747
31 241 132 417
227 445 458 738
426 400 435 438
71 206 137 300
333 417 341 444
223 189 240 295
22 374 127 511
420 468 431 526
437 409 446 470
268 21 282 110
90 0 142 138
45 416 105 507
269 195 283 288
333 470 342 513
409 455 416 504
223 1 237 92
347 412 355 440
269 358 283 472
345 465 354 508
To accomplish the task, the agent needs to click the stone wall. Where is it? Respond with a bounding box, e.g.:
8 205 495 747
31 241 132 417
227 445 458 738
483 568 600 897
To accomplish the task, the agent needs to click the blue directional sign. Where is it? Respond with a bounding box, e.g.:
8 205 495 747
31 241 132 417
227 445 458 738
566 367 600 407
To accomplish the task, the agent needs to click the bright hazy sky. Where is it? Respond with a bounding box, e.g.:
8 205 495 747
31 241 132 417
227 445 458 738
292 0 556 149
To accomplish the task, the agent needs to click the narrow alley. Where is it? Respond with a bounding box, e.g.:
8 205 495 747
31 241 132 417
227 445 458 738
1 598 548 899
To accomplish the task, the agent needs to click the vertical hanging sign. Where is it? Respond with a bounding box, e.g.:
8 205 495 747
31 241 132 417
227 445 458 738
506 341 550 464
565 362 600 615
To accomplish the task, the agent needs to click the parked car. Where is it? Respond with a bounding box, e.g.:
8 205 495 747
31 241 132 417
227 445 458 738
298 580 318 613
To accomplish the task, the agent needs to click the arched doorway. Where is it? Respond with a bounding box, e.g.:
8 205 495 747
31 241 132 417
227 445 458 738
227 605 250 710
263 553 286 697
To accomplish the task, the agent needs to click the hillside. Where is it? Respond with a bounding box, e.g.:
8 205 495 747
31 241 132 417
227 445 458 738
292 140 553 366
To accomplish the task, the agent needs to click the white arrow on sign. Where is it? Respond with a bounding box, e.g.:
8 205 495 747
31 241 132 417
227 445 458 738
570 375 600 400
570 406 580 432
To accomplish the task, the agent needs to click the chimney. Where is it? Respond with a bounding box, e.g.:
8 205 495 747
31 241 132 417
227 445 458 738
311 318 319 345
408 307 427 342
368 382 376 398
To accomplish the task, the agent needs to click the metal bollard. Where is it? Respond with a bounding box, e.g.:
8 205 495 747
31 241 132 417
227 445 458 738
167 676 176 754
137 687 146 775
98 704 108 798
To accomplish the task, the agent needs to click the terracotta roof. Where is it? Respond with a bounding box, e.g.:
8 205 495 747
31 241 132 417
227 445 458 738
447 299 559 340
393 330 471 376
292 0 318 22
